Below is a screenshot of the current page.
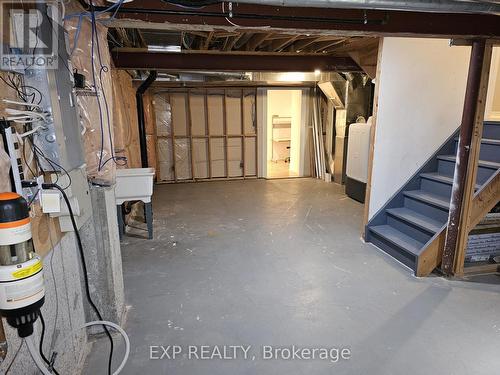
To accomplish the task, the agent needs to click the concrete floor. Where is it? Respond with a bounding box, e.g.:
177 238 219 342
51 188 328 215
85 178 500 375
267 160 299 178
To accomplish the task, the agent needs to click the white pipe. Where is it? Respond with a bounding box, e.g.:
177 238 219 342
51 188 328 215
26 336 52 375
82 321 130 375
52 320 130 375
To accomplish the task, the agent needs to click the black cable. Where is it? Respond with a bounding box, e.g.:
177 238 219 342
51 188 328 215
42 182 114 375
39 312 61 375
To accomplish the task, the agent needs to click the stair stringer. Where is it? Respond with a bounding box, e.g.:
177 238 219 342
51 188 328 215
416 168 500 277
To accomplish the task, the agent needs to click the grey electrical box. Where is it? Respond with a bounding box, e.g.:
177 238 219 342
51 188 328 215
19 7 85 172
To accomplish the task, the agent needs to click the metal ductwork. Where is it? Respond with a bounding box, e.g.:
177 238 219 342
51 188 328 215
231 0 500 15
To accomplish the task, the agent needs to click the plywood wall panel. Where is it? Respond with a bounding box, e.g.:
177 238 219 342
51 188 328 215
227 137 243 177
111 70 141 168
243 90 256 135
171 93 189 136
157 138 174 181
207 91 224 135
174 138 192 180
154 94 172 137
226 90 242 135
193 139 209 179
245 137 257 176
210 138 226 177
190 91 207 136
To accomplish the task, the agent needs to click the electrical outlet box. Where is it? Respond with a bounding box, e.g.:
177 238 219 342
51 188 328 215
49 165 92 232
41 190 61 214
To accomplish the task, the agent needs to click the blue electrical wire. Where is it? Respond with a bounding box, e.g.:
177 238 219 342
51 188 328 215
63 0 124 21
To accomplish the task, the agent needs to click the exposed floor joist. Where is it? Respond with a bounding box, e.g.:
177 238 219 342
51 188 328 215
99 1 500 38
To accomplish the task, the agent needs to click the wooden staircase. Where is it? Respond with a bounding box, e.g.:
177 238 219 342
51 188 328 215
366 121 500 276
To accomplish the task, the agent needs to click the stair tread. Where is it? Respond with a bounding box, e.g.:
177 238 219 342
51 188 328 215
386 207 444 234
420 172 481 190
437 155 500 169
369 225 424 256
403 189 450 210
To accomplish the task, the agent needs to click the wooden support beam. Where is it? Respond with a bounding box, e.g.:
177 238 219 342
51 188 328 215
224 33 243 51
203 31 214 50
287 36 323 52
441 39 493 276
468 169 500 234
312 38 347 53
269 35 299 52
246 33 270 51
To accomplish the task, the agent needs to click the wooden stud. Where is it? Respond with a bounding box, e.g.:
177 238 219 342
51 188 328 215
241 89 246 178
254 89 258 177
186 90 196 181
204 88 212 179
223 89 229 178
168 92 177 182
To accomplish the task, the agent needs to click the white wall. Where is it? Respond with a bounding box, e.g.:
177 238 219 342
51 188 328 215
368 38 471 219
485 47 500 121
259 88 310 178
267 90 294 163
289 90 302 175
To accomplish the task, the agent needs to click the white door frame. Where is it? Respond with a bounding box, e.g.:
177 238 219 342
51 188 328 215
257 87 311 178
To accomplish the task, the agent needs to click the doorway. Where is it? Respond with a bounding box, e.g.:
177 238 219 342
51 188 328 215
265 89 309 178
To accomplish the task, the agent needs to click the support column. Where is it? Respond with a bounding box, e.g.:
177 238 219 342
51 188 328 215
441 39 492 275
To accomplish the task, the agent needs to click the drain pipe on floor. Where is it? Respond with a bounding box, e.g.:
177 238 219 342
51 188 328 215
136 71 158 168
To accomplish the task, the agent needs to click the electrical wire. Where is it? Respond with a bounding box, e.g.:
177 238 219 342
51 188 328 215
222 2 241 27
88 0 127 170
39 312 61 375
4 340 24 374
41 182 114 375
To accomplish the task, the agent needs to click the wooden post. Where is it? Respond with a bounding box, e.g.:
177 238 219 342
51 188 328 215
441 39 492 275
241 89 246 178
205 89 212 179
186 90 195 181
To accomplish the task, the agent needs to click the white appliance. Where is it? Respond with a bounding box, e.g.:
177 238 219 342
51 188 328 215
346 118 372 203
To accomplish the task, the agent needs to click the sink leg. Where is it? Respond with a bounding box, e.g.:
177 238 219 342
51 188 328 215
117 204 125 240
145 202 153 239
